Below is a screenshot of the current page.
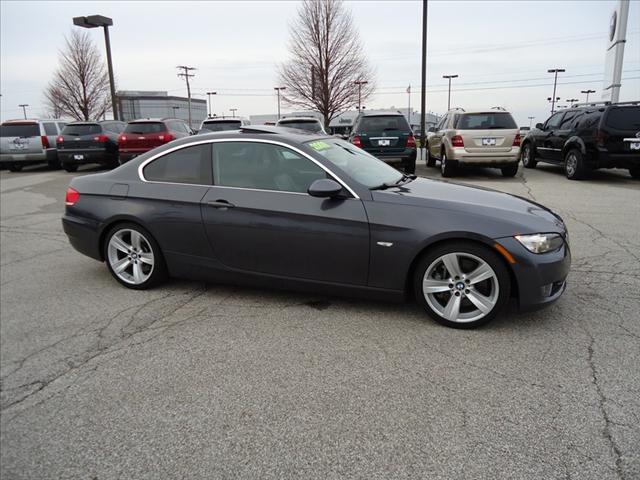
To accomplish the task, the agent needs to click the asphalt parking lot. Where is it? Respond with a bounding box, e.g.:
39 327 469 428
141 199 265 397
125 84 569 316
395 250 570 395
1 161 639 479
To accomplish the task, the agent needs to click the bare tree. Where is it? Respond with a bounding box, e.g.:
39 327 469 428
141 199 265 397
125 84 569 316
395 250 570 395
278 0 375 128
44 31 111 121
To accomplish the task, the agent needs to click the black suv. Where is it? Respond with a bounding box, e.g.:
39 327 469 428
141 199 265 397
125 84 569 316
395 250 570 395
349 112 417 173
521 102 640 180
57 121 126 172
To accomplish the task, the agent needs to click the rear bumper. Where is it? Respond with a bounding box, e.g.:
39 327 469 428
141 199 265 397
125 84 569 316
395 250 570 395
595 149 640 169
450 147 520 165
59 150 117 165
367 149 417 164
62 213 102 261
495 236 571 311
0 149 56 164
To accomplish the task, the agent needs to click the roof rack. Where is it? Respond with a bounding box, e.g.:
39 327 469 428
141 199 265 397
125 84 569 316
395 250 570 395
490 106 506 111
571 100 639 108
448 107 465 112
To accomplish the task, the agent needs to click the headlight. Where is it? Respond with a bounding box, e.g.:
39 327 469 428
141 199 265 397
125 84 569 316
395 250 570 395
514 233 564 253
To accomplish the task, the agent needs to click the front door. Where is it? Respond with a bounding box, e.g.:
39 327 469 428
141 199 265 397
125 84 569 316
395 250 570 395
537 112 565 161
201 140 370 285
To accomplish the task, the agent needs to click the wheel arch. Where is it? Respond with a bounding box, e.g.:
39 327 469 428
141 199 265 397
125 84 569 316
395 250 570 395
97 215 157 261
561 136 586 158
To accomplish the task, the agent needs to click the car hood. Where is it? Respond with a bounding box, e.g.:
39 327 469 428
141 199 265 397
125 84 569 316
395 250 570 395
371 177 566 237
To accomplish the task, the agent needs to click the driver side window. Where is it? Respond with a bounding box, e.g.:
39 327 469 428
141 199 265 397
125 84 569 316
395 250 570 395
544 113 565 130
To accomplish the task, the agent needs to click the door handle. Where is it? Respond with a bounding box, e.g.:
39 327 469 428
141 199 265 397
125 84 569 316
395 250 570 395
207 199 235 209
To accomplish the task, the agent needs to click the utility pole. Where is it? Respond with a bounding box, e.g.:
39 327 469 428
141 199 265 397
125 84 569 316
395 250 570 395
406 84 411 126
274 86 286 119
354 80 368 111
230 108 237 118
528 116 535 128
19 104 29 119
442 74 458 111
547 68 565 114
177 65 196 129
581 89 595 103
206 91 217 118
420 0 428 159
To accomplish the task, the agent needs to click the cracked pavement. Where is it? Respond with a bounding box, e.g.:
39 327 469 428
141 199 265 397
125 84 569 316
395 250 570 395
1 162 639 479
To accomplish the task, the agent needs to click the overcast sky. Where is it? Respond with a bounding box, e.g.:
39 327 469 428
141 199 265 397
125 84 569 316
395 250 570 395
1 0 639 126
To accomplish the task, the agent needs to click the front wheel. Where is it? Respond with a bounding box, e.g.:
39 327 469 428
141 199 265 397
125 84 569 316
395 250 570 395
413 242 511 328
403 158 416 174
501 163 519 177
441 151 457 177
521 143 537 169
104 223 168 290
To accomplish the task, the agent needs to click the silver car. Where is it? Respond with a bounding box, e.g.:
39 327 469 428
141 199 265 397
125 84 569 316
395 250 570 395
0 118 67 171
276 116 326 134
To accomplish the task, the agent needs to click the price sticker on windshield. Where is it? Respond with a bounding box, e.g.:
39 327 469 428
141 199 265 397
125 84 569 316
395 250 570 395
308 141 332 151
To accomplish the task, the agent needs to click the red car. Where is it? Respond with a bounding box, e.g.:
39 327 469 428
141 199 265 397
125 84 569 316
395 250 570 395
118 118 193 163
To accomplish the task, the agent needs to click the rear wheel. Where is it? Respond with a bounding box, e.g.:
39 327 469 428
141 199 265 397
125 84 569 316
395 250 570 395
629 167 640 179
521 143 537 169
63 163 78 172
426 146 436 167
501 163 519 177
48 159 61 169
8 164 23 172
441 151 458 177
404 158 416 174
564 148 590 180
413 241 511 328
104 223 168 290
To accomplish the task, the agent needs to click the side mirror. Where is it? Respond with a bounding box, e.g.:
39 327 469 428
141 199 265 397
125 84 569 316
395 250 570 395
308 179 343 198
535 123 544 130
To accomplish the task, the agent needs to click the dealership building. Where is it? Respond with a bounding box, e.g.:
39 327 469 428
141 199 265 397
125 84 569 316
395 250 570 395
117 90 207 130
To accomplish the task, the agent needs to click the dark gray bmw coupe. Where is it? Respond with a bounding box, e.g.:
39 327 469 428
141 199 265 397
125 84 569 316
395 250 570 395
62 126 570 328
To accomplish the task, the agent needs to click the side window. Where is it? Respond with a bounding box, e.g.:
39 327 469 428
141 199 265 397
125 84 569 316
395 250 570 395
436 115 448 131
559 111 577 128
212 142 327 193
43 122 57 135
143 144 212 185
544 113 565 130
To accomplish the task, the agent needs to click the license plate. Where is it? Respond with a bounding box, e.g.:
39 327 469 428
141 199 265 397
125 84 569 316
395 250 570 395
378 139 390 146
630 142 640 151
482 138 496 146
74 154 84 160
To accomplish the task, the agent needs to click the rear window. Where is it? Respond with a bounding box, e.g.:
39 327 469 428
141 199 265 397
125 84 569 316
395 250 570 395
0 123 40 137
279 120 323 133
62 124 102 136
455 113 517 130
605 107 640 130
201 121 241 132
357 115 410 133
124 122 166 134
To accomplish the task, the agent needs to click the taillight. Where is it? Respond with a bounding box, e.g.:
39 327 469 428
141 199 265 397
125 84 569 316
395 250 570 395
41 135 50 149
93 135 109 142
451 135 464 147
595 129 608 146
119 135 127 143
512 134 521 147
158 133 174 142
406 135 416 148
351 135 362 148
65 187 80 206
56 135 64 144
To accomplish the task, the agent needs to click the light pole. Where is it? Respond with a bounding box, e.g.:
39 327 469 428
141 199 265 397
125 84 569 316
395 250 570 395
73 15 118 120
420 0 428 160
566 98 579 107
547 68 565 114
406 84 411 126
206 91 217 118
19 104 29 119
528 116 535 128
274 86 286 119
581 89 595 103
354 80 368 111
442 74 458 111
547 96 561 111
230 108 237 118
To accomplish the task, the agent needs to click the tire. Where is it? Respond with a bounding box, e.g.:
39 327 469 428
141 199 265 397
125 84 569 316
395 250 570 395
564 148 590 180
48 159 61 169
413 241 511 329
404 158 416 174
104 222 168 290
63 164 78 172
426 145 436 167
521 143 537 169
629 167 640 179
8 164 23 172
501 163 519 177
440 151 457 177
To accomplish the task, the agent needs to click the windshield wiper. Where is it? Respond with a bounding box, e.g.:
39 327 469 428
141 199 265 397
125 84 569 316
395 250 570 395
370 174 416 190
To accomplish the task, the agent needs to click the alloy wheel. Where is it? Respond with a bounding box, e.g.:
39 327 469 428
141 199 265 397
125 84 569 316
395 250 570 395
107 229 155 285
441 152 447 175
566 152 577 177
422 252 499 323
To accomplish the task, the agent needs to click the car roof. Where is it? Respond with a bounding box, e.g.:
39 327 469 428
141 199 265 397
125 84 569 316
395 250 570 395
128 118 179 123
453 110 513 115
358 111 404 117
1 118 64 124
65 120 124 125
202 117 248 122
191 125 331 143
277 117 320 122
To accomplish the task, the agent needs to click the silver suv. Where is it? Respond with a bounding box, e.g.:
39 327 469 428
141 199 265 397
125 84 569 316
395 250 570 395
0 119 67 171
426 108 521 177
276 116 326 134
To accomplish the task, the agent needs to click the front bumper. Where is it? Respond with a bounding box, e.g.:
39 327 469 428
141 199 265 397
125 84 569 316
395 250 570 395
449 147 520 166
496 236 571 311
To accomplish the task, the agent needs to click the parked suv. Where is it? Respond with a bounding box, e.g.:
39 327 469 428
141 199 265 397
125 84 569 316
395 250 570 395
0 119 67 171
521 102 640 180
426 108 521 178
349 111 417 173
118 118 193 163
57 120 125 172
276 117 326 134
199 117 251 133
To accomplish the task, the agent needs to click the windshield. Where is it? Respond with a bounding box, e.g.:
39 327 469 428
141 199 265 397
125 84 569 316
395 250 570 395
124 122 166 134
0 123 40 137
306 138 402 188
279 120 324 133
455 112 517 130
62 124 102 136
201 121 241 132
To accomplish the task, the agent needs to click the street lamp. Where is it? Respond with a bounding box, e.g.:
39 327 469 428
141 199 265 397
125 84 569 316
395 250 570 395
581 89 596 103
206 91 217 118
73 15 118 120
442 74 458 111
354 80 368 112
566 98 579 107
230 108 237 118
274 86 286 119
547 68 565 114
528 116 535 128
18 104 29 119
